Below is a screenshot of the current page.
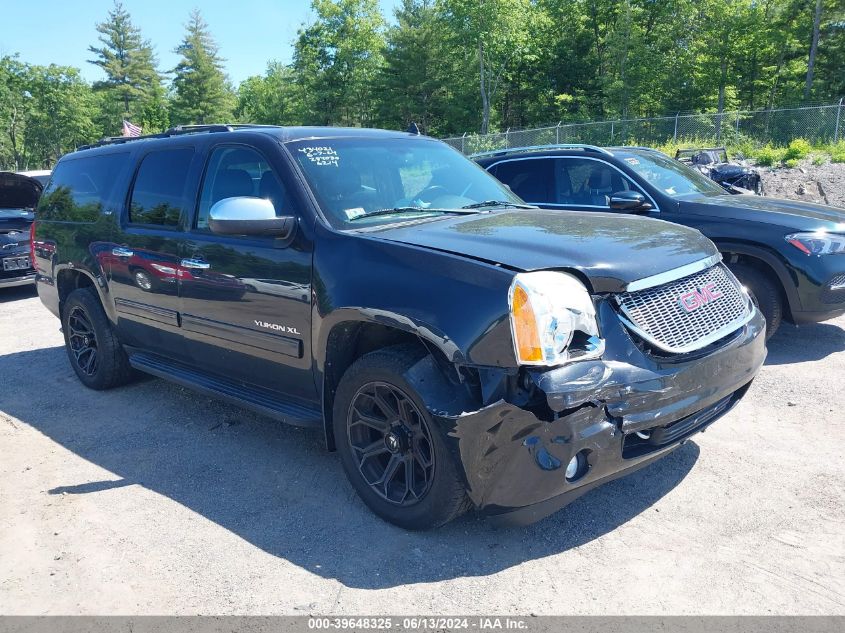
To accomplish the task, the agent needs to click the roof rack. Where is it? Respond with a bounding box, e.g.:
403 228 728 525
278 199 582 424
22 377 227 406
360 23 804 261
77 123 280 151
469 143 614 159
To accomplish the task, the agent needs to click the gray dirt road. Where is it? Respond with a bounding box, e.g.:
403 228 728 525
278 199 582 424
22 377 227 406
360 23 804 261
0 285 843 615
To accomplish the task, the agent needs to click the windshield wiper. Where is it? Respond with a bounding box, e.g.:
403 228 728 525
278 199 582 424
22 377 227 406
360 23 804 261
460 200 536 210
348 207 481 221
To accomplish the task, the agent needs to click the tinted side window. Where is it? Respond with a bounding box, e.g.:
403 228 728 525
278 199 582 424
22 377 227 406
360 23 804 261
37 152 130 222
492 159 554 203
196 146 292 231
129 149 195 226
554 158 639 207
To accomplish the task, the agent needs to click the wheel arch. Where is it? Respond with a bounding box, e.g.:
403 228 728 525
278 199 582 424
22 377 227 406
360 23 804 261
317 311 470 451
55 267 115 321
716 241 799 321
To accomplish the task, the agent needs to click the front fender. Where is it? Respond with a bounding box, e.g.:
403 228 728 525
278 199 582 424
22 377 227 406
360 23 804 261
315 307 465 370
715 240 802 314
311 222 518 371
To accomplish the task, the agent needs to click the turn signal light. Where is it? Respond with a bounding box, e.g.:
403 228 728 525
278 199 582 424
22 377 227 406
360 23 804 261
511 285 543 362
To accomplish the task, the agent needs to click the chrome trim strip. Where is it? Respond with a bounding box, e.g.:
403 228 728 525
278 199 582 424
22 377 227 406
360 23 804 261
617 304 756 355
625 253 722 292
471 144 614 159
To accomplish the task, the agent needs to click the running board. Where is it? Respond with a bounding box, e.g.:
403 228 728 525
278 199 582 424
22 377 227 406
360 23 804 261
128 353 322 428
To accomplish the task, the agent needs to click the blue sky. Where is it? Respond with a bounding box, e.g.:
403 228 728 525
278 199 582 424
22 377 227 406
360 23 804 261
1 0 399 85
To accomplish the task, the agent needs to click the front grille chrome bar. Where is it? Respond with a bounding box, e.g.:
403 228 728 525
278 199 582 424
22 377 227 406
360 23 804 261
626 253 722 292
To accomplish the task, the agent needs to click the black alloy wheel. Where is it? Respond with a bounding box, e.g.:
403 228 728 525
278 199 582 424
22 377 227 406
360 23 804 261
67 305 99 377
62 287 135 390
347 381 435 505
332 345 470 529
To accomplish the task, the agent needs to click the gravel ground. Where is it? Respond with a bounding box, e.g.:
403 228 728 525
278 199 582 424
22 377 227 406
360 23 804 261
0 285 844 615
760 160 845 208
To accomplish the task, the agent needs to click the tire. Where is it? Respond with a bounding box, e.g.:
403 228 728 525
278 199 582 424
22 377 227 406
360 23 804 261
61 287 135 390
728 263 783 339
332 345 470 529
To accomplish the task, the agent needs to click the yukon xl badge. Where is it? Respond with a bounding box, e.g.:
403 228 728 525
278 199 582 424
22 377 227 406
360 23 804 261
679 282 723 312
255 320 300 335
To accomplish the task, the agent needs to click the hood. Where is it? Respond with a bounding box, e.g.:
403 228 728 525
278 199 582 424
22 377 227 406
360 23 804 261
679 194 845 232
0 172 43 210
368 209 718 293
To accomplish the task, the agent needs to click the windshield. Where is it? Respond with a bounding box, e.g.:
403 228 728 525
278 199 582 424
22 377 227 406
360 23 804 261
287 137 523 228
621 151 726 198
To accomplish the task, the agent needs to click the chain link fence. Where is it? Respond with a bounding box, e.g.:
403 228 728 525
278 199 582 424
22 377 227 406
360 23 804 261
443 100 845 154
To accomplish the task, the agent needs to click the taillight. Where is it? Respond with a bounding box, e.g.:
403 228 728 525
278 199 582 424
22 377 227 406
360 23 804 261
29 222 37 270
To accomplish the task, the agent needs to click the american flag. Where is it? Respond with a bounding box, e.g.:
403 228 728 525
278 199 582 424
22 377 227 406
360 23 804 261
122 120 142 137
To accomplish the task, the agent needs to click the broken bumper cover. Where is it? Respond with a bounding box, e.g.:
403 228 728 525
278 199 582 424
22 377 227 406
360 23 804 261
439 306 766 526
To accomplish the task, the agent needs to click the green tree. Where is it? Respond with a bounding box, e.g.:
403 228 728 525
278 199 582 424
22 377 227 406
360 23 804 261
0 56 31 169
87 1 162 134
236 62 300 124
293 0 386 126
170 10 235 125
813 0 845 101
27 65 100 166
444 0 536 133
0 59 100 169
377 0 472 135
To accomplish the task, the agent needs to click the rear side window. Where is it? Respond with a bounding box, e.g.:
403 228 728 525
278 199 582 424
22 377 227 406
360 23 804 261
129 149 195 226
554 158 640 207
492 159 554 203
37 152 129 222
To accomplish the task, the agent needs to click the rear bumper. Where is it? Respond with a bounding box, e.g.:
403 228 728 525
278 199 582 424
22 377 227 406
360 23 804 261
0 272 36 288
437 303 766 525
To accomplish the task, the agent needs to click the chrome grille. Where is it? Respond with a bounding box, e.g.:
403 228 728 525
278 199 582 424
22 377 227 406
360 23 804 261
616 264 752 353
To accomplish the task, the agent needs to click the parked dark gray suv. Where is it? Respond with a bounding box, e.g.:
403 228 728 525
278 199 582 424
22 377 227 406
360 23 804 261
476 144 845 338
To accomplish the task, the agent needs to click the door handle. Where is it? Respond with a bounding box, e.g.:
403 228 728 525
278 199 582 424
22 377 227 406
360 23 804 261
180 259 211 270
112 247 134 257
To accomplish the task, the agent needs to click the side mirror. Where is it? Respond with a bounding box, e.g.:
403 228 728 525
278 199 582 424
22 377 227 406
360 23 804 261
208 197 295 238
608 191 653 212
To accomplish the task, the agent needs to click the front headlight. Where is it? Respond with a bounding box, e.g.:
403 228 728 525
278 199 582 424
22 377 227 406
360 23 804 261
508 271 604 366
786 232 845 256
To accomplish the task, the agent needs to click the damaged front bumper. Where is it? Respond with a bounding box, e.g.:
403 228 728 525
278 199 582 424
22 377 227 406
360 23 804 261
432 303 767 526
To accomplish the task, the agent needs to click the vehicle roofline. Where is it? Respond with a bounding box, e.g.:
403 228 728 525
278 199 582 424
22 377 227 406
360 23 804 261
72 124 431 156
470 143 614 159
471 144 675 163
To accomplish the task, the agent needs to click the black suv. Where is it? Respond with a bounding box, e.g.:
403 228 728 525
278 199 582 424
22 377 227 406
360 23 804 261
475 144 845 338
0 171 41 289
32 125 765 528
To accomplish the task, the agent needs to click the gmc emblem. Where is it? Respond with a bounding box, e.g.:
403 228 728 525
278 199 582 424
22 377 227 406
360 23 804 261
679 282 723 312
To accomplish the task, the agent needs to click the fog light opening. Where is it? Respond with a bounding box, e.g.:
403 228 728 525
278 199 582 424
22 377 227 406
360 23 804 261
565 451 588 482
636 430 652 440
